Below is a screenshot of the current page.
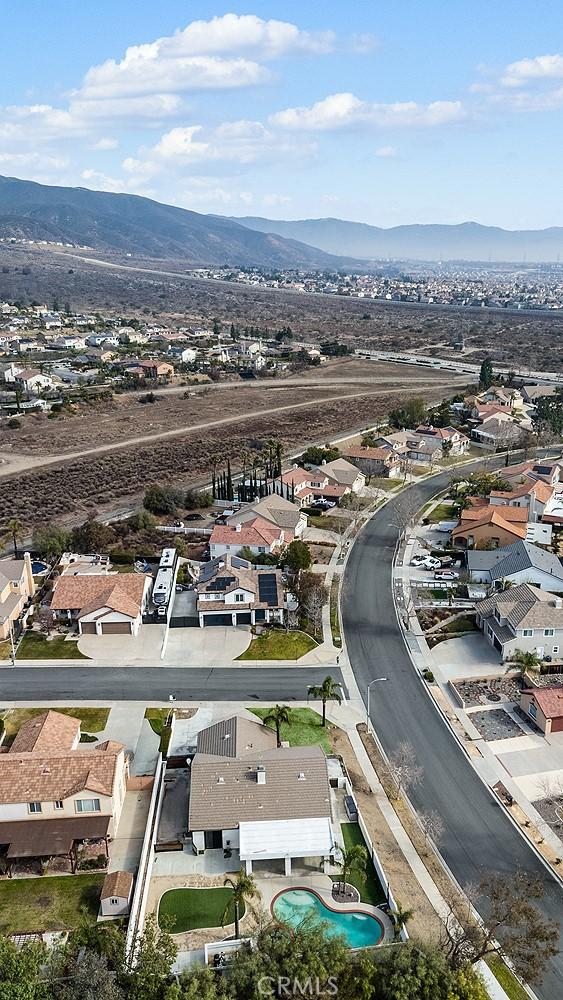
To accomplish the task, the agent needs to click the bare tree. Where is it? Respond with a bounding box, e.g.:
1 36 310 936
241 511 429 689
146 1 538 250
301 582 328 639
387 741 424 797
419 809 445 851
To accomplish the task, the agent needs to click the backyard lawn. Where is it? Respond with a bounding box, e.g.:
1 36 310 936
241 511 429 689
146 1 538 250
17 632 89 659
250 706 331 753
237 629 317 661
158 887 243 933
0 875 104 934
2 706 110 742
334 823 386 906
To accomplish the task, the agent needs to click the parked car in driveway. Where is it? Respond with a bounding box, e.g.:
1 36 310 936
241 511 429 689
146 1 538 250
311 499 336 510
185 513 205 522
434 569 459 580
419 557 442 570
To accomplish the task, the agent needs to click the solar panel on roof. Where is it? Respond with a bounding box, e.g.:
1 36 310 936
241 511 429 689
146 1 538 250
258 573 278 606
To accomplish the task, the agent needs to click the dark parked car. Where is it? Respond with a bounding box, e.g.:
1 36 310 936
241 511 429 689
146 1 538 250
185 513 205 521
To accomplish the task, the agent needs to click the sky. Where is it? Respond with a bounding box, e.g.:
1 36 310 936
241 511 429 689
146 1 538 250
3 1 563 229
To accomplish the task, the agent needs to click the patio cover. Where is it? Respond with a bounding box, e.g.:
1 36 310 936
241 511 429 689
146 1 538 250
0 816 110 858
239 817 335 862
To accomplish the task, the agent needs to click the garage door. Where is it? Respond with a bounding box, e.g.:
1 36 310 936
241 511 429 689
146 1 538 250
101 622 132 635
202 614 232 627
80 622 97 635
551 717 563 733
236 612 252 625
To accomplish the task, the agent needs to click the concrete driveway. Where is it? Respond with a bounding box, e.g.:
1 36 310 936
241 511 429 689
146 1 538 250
165 626 250 665
430 632 503 680
78 625 165 664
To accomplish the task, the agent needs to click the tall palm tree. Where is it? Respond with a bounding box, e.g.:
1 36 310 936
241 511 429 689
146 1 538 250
264 704 291 747
333 844 367 899
307 674 342 727
222 869 260 940
5 518 22 559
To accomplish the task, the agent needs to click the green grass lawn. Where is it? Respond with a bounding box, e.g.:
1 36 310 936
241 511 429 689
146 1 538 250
2 707 110 741
485 955 530 1000
0 874 104 934
237 629 317 661
330 578 341 645
370 477 402 491
306 514 349 533
158 887 243 933
426 502 458 524
17 632 89 659
145 708 173 754
250 706 331 753
334 823 386 906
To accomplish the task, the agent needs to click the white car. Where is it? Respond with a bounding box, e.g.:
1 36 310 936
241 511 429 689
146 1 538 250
434 569 459 580
419 557 442 570
410 555 427 566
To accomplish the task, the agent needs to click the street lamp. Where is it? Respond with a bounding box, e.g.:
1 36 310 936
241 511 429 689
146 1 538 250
366 677 387 728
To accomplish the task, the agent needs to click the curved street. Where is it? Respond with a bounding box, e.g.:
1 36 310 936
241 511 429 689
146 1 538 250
342 468 563 1000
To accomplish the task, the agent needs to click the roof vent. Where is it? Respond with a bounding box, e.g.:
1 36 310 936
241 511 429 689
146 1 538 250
256 765 266 785
297 772 306 781
217 776 225 784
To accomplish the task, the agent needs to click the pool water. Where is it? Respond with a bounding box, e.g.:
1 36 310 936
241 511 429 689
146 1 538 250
272 889 383 949
31 560 48 575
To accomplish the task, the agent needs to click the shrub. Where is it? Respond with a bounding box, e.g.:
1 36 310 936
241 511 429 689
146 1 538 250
109 547 135 565
7 417 21 429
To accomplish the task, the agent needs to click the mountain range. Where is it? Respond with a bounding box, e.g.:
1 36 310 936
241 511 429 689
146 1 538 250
0 176 341 269
228 215 563 263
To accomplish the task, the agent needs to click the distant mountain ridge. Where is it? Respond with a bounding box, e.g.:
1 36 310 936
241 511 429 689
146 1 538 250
0 176 343 268
226 215 563 263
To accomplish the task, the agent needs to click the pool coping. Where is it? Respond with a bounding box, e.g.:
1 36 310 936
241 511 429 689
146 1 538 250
270 885 386 947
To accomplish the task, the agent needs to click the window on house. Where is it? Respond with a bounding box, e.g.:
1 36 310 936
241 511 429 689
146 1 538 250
54 800 64 810
110 897 119 905
553 646 559 654
75 798 101 813
522 629 534 637
28 802 42 813
234 593 244 603
529 703 537 719
544 629 555 637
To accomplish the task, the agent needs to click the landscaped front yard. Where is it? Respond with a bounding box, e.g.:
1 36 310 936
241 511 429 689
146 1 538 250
335 823 386 907
17 632 89 659
250 706 332 753
158 887 242 933
0 874 104 934
2 707 110 742
145 708 174 754
237 629 317 661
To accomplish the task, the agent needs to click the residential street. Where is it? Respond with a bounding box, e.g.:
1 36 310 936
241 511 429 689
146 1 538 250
342 465 563 1000
0 666 346 703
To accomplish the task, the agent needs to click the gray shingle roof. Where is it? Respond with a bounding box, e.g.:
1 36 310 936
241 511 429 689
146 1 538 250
482 540 563 583
476 583 563 630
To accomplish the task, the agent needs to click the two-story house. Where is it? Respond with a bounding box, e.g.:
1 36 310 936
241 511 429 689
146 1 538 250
209 517 285 559
343 445 401 479
475 583 563 661
0 710 127 875
415 425 470 455
195 555 284 627
0 552 36 641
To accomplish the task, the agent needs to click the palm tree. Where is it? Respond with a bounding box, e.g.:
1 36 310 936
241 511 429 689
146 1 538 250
511 649 541 672
222 869 260 940
392 900 414 939
264 704 291 747
333 844 367 900
307 674 342 727
5 518 22 559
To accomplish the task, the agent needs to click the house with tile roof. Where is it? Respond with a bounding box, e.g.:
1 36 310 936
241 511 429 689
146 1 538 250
452 505 530 549
50 573 151 636
415 425 470 454
520 685 563 734
188 715 335 875
0 711 127 875
342 445 401 478
488 480 554 522
195 554 284 627
0 551 36 641
280 465 349 506
467 540 563 592
475 583 563 661
225 492 306 538
209 517 285 559
317 457 366 492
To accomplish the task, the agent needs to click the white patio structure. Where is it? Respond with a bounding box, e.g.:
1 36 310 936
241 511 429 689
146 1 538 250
239 817 336 876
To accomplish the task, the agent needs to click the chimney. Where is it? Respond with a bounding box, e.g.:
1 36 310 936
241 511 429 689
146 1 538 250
256 765 266 785
554 597 563 609
235 523 242 532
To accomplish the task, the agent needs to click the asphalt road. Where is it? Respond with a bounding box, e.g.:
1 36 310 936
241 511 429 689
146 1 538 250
0 666 345 703
342 465 563 1000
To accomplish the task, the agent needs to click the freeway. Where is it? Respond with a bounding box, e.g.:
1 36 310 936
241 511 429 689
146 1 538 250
342 468 563 1000
0 666 345 703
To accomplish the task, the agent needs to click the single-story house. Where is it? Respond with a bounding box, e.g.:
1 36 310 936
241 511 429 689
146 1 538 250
520 685 563 735
0 710 127 874
343 445 401 478
0 552 36 641
167 346 197 363
50 573 151 636
226 493 306 538
467 540 563 592
195 555 284 627
475 583 563 661
100 870 134 917
452 505 529 548
14 368 55 392
188 715 335 875
209 517 285 559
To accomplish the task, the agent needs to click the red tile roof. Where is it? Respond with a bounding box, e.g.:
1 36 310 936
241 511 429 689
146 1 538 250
210 517 282 548
525 686 563 720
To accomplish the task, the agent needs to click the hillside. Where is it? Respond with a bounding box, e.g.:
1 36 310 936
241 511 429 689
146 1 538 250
0 176 341 268
228 215 563 263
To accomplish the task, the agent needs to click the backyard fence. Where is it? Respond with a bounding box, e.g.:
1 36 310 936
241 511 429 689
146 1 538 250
125 753 166 964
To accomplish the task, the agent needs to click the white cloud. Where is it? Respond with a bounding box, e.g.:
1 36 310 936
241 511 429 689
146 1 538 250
79 14 333 102
0 151 69 170
271 92 465 130
80 168 125 192
350 33 378 55
501 54 563 88
375 145 397 157
92 137 119 150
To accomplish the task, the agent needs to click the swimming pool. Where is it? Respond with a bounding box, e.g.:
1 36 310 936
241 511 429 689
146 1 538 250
31 560 48 575
272 888 383 949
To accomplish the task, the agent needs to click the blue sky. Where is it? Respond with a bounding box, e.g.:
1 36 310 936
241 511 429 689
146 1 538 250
3 2 563 228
